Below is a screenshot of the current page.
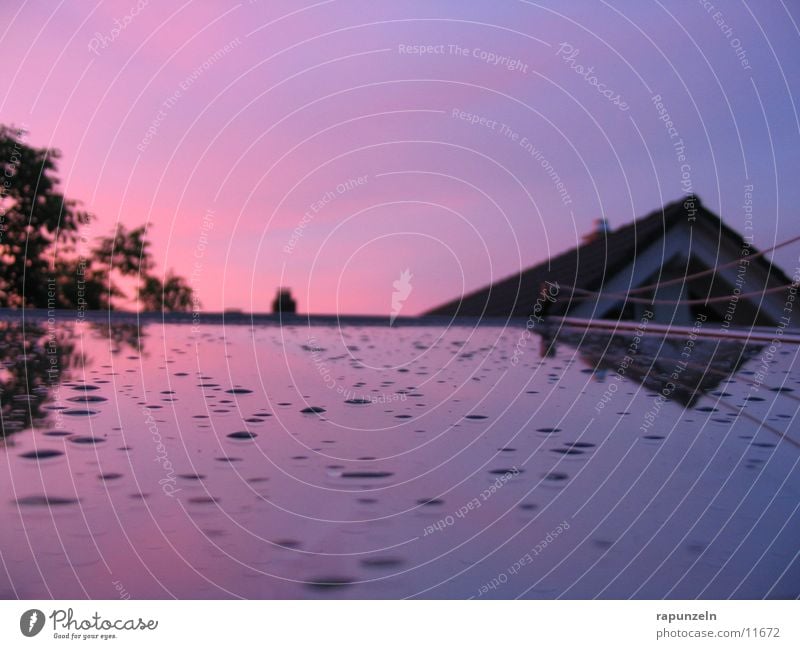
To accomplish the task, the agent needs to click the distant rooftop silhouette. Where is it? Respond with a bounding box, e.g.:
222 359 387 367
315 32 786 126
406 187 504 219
272 287 297 314
426 195 793 328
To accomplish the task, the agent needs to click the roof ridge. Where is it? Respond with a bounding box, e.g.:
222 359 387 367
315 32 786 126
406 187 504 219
424 194 792 317
428 196 703 314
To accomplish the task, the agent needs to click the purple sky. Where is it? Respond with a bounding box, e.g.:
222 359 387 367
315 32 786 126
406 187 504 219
2 0 799 314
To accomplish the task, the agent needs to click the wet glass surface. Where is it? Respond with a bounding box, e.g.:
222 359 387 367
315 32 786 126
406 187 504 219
1 317 798 599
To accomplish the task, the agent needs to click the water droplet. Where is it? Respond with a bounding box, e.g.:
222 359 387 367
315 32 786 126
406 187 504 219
305 577 353 590
227 431 257 440
552 448 584 455
64 409 99 417
15 495 80 506
274 539 300 549
341 471 393 479
69 436 106 445
66 395 107 403
360 557 404 568
70 384 100 392
489 468 521 476
19 449 63 460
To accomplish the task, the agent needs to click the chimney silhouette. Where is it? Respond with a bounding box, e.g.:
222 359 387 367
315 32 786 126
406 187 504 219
582 217 611 244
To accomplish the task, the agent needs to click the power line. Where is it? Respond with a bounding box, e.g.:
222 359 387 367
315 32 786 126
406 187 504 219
556 232 800 304
561 283 794 305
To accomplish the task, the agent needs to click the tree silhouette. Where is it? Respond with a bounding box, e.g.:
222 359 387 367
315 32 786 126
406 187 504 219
0 125 91 307
93 224 153 276
0 321 78 438
0 125 195 312
138 270 194 312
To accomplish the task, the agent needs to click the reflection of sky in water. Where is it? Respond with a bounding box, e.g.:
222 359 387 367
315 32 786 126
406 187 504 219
1 318 799 599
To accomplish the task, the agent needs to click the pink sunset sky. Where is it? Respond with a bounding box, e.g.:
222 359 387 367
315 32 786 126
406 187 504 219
1 0 799 315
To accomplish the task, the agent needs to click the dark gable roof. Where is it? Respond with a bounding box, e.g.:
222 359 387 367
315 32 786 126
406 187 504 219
425 195 791 318
553 326 766 407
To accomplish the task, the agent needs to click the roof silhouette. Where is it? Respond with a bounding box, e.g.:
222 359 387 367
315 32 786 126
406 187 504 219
426 195 792 318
